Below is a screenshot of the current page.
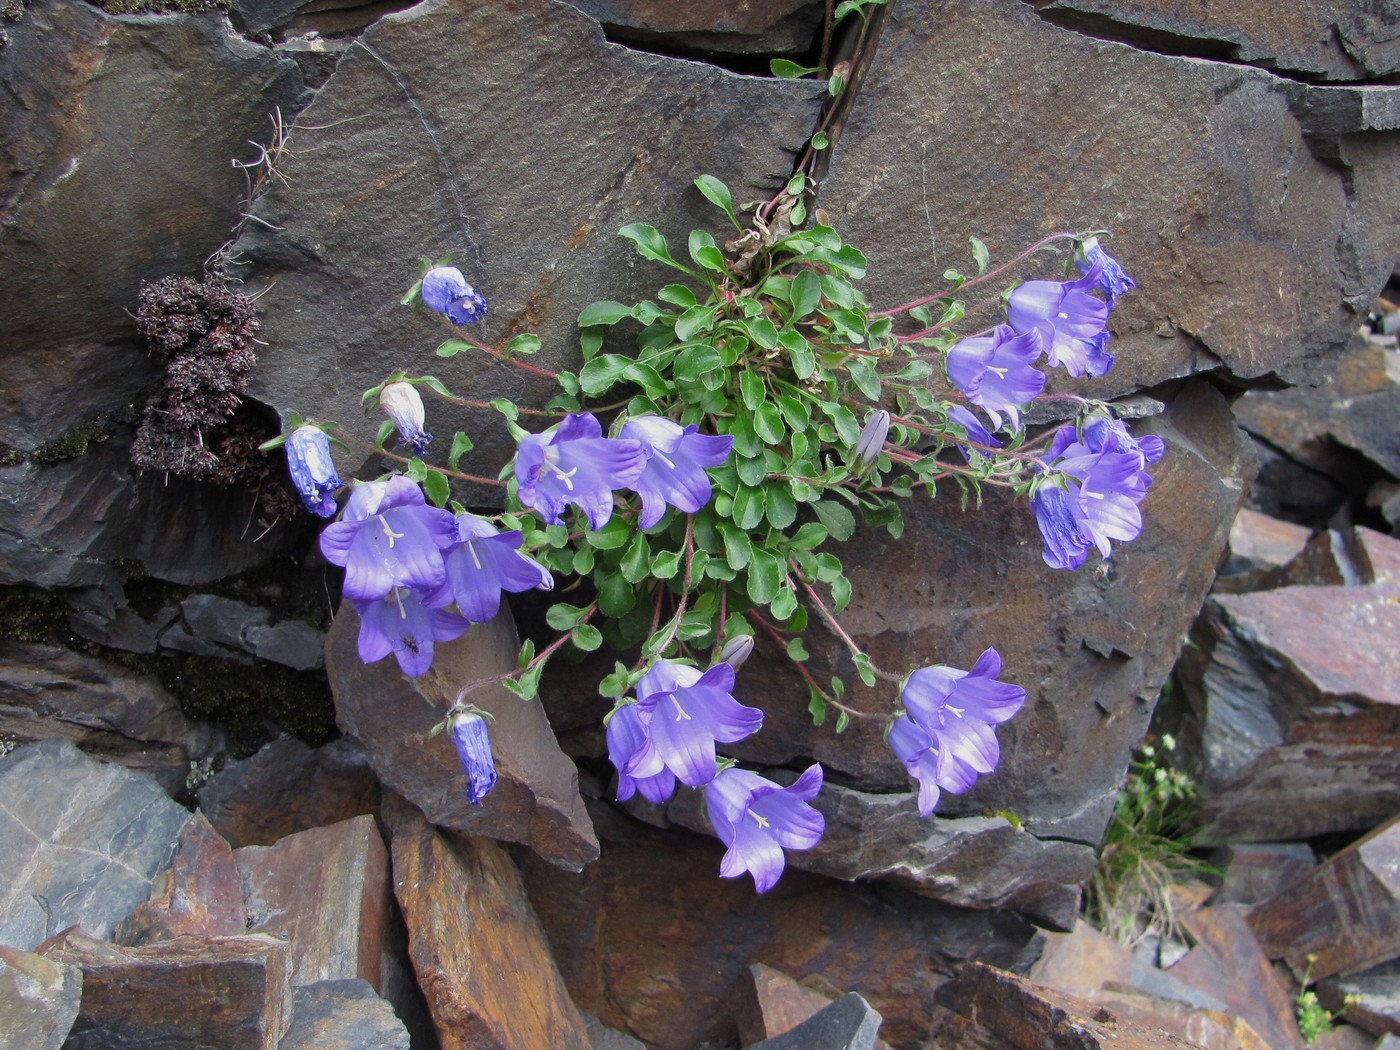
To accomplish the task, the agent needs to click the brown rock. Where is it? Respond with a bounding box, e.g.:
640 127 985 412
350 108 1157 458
1254 524 1400 591
1248 812 1400 980
1319 958 1400 1038
1310 1026 1382 1050
234 815 395 992
737 963 893 1049
1083 985 1272 1050
327 605 597 871
1208 842 1316 907
382 793 594 1050
0 944 82 1050
37 927 294 1049
197 735 381 849
277 979 412 1050
1215 508 1313 594
115 811 246 946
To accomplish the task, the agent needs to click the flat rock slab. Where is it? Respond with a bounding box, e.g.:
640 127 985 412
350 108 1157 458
561 0 823 53
0 944 82 1050
115 810 246 946
278 978 411 1050
38 927 294 1050
743 992 882 1050
327 605 597 870
1320 958 1400 1039
382 793 594 1050
0 739 192 951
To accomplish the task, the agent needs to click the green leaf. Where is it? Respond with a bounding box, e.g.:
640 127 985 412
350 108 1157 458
739 370 766 413
786 637 809 661
831 574 852 613
578 300 633 327
789 341 816 379
631 301 662 326
506 333 541 355
777 394 811 431
770 585 797 621
545 603 591 630
786 172 807 197
689 230 725 273
811 131 829 150
718 524 753 569
846 356 882 401
853 652 877 688
620 534 653 583
765 482 797 529
598 573 636 617
821 401 860 446
731 485 765 531
694 174 742 230
827 72 845 97
401 278 423 306
374 419 396 450
970 235 989 275
584 516 631 550
790 269 822 320
770 58 822 78
422 468 450 508
435 338 471 358
835 710 850 733
789 522 827 549
736 453 767 487
571 623 603 652
754 402 785 445
578 354 633 395
619 223 675 265
404 458 427 483
651 550 681 580
658 284 697 308
808 689 827 726
599 664 631 699
747 547 782 604
744 316 779 349
572 546 595 575
507 659 544 702
675 305 718 343
624 362 669 398
448 431 474 470
812 500 856 541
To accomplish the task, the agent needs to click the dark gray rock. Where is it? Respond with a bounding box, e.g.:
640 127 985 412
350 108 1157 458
278 979 411 1050
0 739 193 950
743 992 882 1050
1319 958 1400 1039
0 945 82 1050
238 0 825 494
819 0 1400 391
158 593 325 671
561 0 824 54
0 640 220 795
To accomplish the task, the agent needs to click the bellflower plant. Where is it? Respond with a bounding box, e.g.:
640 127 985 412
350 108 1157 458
271 150 1155 896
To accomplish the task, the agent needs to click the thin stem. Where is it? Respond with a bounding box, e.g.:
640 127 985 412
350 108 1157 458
453 606 596 702
333 429 506 487
452 331 560 380
646 518 695 662
874 232 1077 318
745 610 884 721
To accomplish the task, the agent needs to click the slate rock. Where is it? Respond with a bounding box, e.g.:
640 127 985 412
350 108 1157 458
1026 0 1400 81
1319 958 1400 1039
115 810 246 946
561 0 824 54
0 739 192 951
278 979 411 1050
0 640 219 795
737 963 858 1048
1208 842 1316 908
743 992 882 1050
0 944 82 1050
1214 508 1312 594
732 380 1253 847
197 734 381 849
161 593 325 671
818 0 1400 390
238 0 824 494
326 604 597 871
1179 581 1400 842
382 793 595 1050
38 927 294 1050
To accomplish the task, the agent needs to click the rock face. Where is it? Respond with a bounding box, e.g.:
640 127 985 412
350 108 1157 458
238 0 825 489
0 945 82 1050
115 812 246 946
819 0 1400 391
561 0 824 54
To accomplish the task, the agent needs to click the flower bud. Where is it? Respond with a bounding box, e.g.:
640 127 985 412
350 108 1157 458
718 634 755 670
421 266 488 326
447 710 497 805
379 382 432 455
850 410 890 474
285 425 342 518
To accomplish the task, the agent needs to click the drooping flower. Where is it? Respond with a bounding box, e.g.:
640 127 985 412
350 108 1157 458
618 416 734 529
514 412 647 530
850 409 891 473
421 266 488 326
352 586 469 678
705 763 825 893
945 404 1003 463
1007 266 1113 379
605 702 677 805
945 325 1045 431
442 513 553 623
718 634 755 671
1052 415 1165 484
892 649 1027 816
626 660 763 787
319 476 457 601
285 425 342 517
1076 237 1136 308
447 709 497 805
379 382 432 456
1030 480 1094 571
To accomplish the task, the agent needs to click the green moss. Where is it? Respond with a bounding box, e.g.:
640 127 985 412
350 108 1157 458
0 588 73 645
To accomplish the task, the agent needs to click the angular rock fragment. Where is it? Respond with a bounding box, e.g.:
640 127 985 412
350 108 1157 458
1319 958 1400 1039
278 978 412 1050
37 927 294 1050
743 992 882 1050
382 793 595 1050
0 945 82 1050
1214 508 1312 594
1208 842 1315 908
161 594 325 672
115 811 246 946
737 964 891 1050
0 739 192 950
561 0 824 54
327 606 597 870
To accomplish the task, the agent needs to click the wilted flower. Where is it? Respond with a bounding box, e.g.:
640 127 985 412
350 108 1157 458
352 586 469 678
849 409 891 474
618 416 734 528
605 702 677 805
705 764 825 893
442 513 553 622
718 634 755 671
447 709 497 805
421 266 488 326
379 382 432 456
285 424 342 517
892 648 1026 816
945 405 1002 463
945 325 1045 430
1030 481 1094 571
319 476 457 601
1076 237 1136 308
626 660 763 787
514 412 647 530
1007 266 1113 378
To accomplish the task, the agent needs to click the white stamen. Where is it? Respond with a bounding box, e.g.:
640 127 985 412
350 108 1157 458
392 589 407 619
746 808 770 829
379 514 405 547
469 540 482 570
653 449 676 470
670 695 692 722
551 465 579 491
1056 311 1070 320
985 365 1008 378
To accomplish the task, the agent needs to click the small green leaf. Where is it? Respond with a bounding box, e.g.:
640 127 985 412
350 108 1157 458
786 172 807 197
811 131 829 150
435 338 471 358
651 550 681 580
827 72 846 97
790 269 822 320
658 284 697 308
770 585 797 621
401 279 423 306
787 638 809 661
584 516 631 550
578 354 633 395
619 223 674 264
739 370 766 413
422 468 450 508
808 689 827 726
598 573 636 616
754 402 785 445
374 419 396 450
744 316 779 349
546 603 591 630
846 356 882 401
694 174 742 230
770 58 822 79
404 458 428 483
812 500 856 541
689 230 725 273
578 301 633 327
764 482 797 529
571 623 603 652
675 305 718 343
970 235 990 275
621 535 653 583
731 486 765 531
448 431 474 470
718 524 753 569
747 547 782 604
506 333 541 355
835 710 850 733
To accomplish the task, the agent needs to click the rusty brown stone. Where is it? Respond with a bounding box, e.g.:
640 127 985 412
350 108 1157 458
115 811 245 946
1247 812 1400 980
36 927 294 1049
327 606 598 871
736 963 893 1049
382 793 594 1050
1215 508 1313 594
0 944 82 1050
1208 842 1316 908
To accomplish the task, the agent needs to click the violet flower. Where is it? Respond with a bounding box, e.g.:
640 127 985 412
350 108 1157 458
892 648 1026 816
705 764 825 893
421 266 488 326
850 410 891 474
319 476 457 601
379 382 432 456
945 325 1045 431
626 660 763 787
285 424 342 518
514 412 647 530
618 416 734 528
605 702 677 805
442 513 553 623
447 709 497 805
352 586 469 678
1076 237 1136 308
1007 266 1113 379
1030 481 1094 571
945 405 1002 463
